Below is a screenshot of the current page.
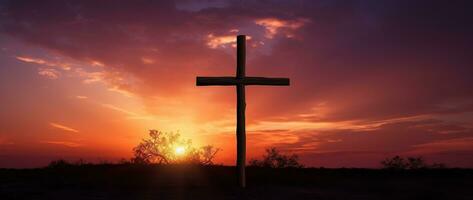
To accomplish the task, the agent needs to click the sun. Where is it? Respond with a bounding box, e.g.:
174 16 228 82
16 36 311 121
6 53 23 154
174 146 186 156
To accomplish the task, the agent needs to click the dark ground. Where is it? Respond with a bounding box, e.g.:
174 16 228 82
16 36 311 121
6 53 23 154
1 164 472 200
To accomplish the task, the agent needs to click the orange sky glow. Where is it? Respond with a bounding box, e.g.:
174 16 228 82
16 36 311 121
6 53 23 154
0 0 472 168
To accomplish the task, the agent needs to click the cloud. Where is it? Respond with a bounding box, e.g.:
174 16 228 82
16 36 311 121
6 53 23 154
0 137 14 146
15 53 137 96
408 137 473 155
49 123 79 133
102 104 138 116
206 33 236 49
40 141 83 148
246 118 473 167
38 68 61 79
16 56 71 70
37 68 60 79
16 56 47 64
141 57 155 64
255 17 309 39
101 103 153 120
1 0 473 167
76 95 88 99
74 68 136 97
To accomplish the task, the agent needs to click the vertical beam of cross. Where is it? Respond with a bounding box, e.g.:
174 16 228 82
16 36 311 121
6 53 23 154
236 35 246 188
196 35 290 188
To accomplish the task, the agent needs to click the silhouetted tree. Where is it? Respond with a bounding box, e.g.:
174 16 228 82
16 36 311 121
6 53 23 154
381 155 446 169
381 156 409 169
47 159 72 168
430 162 447 169
406 157 427 169
132 130 220 165
249 147 303 168
200 145 220 165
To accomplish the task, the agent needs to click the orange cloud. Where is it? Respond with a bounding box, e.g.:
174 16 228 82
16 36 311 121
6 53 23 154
90 60 105 67
0 137 14 145
75 69 104 84
40 141 83 148
2 0 473 168
38 68 60 79
16 56 71 70
141 57 155 64
248 115 428 134
76 95 88 99
49 123 79 133
74 68 135 97
102 104 138 116
408 137 473 154
206 34 236 48
255 18 309 39
16 56 47 64
101 103 154 120
206 33 253 49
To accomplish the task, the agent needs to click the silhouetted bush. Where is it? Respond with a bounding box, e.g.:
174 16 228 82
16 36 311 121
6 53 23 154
132 130 220 165
381 155 446 169
381 156 408 170
47 159 72 168
249 147 303 168
429 162 447 169
407 157 427 169
200 145 220 165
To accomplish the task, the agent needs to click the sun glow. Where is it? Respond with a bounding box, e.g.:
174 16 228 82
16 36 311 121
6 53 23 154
175 146 186 156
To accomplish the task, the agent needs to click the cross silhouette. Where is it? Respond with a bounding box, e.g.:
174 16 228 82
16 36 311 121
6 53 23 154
196 35 290 188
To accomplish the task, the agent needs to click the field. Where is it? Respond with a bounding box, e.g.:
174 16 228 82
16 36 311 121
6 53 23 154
1 164 472 200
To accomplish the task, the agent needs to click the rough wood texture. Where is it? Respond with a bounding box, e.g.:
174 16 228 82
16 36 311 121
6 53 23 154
196 77 290 86
196 77 238 85
242 77 290 85
236 35 246 188
195 35 290 188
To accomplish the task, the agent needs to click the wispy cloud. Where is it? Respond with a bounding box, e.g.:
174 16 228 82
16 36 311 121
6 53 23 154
408 137 473 154
3 0 473 167
16 56 71 70
75 68 135 97
76 95 88 99
101 104 153 120
38 68 60 79
75 68 104 84
107 86 134 97
206 33 237 49
49 123 79 133
141 57 155 64
206 31 254 49
102 104 138 116
255 17 309 39
40 140 83 148
16 56 46 64
0 137 14 145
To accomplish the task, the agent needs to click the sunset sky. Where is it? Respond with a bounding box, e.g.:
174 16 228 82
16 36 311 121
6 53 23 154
1 0 472 168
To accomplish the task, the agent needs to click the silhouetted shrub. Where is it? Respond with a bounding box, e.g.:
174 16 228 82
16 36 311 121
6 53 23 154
430 162 447 169
381 155 446 169
132 130 220 165
118 158 132 165
406 157 427 169
249 147 303 168
200 145 220 165
47 159 72 168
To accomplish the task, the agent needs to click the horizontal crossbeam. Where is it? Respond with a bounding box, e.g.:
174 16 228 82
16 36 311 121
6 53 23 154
196 77 290 86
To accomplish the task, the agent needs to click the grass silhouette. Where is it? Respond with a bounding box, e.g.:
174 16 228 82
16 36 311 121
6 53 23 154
1 162 472 200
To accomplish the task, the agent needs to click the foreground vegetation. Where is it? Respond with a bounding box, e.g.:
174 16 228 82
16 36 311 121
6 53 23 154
1 163 472 200
2 129 465 199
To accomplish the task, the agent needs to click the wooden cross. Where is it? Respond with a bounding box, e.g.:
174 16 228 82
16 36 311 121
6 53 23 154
196 35 290 188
